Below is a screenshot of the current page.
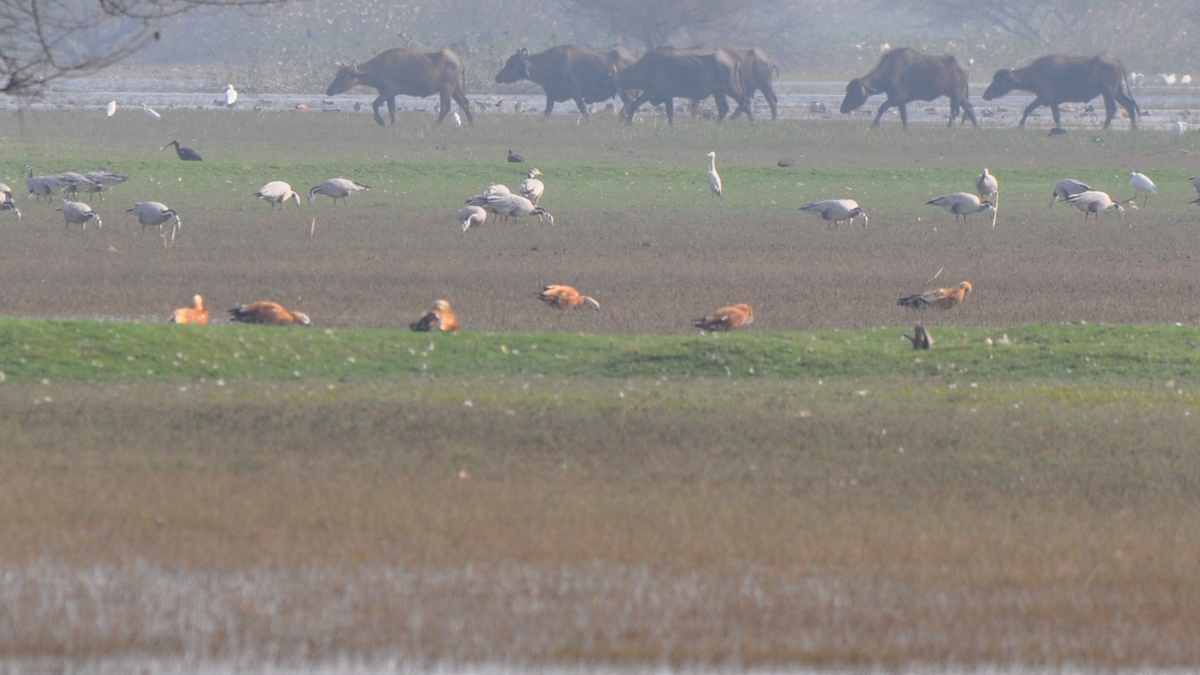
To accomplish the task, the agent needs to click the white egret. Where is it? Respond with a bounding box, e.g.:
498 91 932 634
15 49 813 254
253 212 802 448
452 112 462 128
706 151 722 202
105 101 117 117
1129 171 1156 206
1171 121 1188 137
225 84 238 107
143 103 161 120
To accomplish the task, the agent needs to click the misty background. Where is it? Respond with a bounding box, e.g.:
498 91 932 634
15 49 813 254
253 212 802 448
109 0 1197 91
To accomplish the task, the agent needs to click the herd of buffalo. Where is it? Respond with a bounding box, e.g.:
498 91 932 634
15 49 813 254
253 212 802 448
324 44 1142 132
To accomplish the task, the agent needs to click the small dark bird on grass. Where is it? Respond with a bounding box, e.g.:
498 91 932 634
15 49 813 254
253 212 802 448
777 159 796 167
903 325 934 349
507 149 524 163
164 140 202 161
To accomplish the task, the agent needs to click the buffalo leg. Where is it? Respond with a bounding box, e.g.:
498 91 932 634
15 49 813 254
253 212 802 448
960 97 979 127
729 88 754 120
552 98 564 117
762 86 778 121
371 95 388 126
387 96 397 124
871 99 895 126
714 95 730 122
434 92 451 124
624 94 650 123
898 103 909 129
1050 103 1063 129
1017 98 1043 127
665 98 675 124
451 87 474 124
1116 90 1138 129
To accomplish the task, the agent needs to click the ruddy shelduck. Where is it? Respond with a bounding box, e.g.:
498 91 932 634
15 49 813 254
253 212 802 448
410 299 459 332
170 295 209 324
898 281 972 310
537 284 600 310
694 304 754 331
228 301 311 326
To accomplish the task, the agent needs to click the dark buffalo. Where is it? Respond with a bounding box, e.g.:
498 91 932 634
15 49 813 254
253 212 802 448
982 54 1138 130
840 47 977 129
615 47 750 124
326 47 473 126
494 44 637 118
689 46 779 121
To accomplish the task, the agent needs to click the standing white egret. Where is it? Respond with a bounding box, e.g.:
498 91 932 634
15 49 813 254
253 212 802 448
308 178 370 205
225 84 238 107
1182 75 1193 85
706 151 722 202
926 192 996 224
254 181 301 209
519 168 545 205
1129 171 1156 206
1049 178 1092 207
1158 73 1177 86
1171 121 1188 137
975 168 1000 228
459 205 487 233
800 200 868 229
142 103 161 120
128 201 182 240
59 201 102 230
1066 191 1127 219
105 101 117 117
452 112 462 128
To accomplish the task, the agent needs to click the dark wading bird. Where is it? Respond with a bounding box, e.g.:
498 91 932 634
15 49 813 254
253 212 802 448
164 140 202 161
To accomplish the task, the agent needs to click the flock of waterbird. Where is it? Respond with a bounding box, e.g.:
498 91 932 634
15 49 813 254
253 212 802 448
13 89 1200 340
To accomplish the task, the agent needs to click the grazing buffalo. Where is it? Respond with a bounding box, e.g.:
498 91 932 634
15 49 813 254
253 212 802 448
615 47 750 124
982 54 1138 130
689 46 779 121
326 47 473 126
495 44 637 118
840 47 977 129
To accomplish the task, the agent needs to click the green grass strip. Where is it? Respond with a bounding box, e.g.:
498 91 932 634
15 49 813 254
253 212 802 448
3 317 1199 384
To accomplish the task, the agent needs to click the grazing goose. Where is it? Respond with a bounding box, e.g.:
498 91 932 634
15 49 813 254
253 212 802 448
0 183 20 218
1129 171 1156 207
308 178 369 205
898 281 972 310
410 299 459 332
1066 190 1127 219
519 168 545 205
926 192 995 223
254 181 301 209
57 172 101 201
164 140 202 161
706 151 722 202
74 170 130 202
24 165 69 203
537 284 600 310
800 199 868 229
229 301 311 326
59 201 102 230
1049 178 1091 207
128 202 181 240
694 304 753 331
459 205 487 233
465 191 553 224
170 295 209 324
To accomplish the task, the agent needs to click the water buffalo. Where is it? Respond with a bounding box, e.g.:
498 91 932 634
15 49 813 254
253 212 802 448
982 54 1138 130
494 45 637 118
840 47 977 129
689 46 779 121
615 47 750 124
326 47 473 126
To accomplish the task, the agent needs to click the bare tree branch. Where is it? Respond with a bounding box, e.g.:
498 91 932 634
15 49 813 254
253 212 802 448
559 0 795 50
0 0 292 93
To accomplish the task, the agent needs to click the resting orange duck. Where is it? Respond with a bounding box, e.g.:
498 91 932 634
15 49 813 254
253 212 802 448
898 281 972 310
169 294 209 324
694 304 754 331
410 299 459 332
537 284 600 310
228 300 311 326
